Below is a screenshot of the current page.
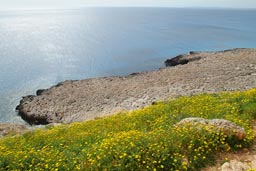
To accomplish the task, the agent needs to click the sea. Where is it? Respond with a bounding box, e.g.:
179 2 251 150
0 7 256 123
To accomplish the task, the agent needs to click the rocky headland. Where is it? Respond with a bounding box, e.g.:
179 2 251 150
16 48 256 125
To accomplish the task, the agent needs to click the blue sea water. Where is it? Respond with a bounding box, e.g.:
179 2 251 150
0 7 256 123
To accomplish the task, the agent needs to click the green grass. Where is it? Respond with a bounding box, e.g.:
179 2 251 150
0 89 256 171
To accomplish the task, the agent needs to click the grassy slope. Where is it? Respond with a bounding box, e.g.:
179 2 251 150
0 89 256 171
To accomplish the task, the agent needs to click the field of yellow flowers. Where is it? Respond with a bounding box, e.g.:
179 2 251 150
0 89 256 171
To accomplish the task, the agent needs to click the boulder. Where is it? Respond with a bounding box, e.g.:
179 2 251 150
189 51 201 55
165 54 189 67
175 117 246 140
36 89 46 96
221 160 249 171
165 54 202 67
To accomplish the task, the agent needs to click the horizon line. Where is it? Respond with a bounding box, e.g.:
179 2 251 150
0 6 256 11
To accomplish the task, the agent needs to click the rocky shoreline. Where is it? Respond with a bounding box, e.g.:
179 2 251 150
16 48 256 125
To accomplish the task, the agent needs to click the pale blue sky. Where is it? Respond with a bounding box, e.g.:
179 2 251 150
0 0 256 9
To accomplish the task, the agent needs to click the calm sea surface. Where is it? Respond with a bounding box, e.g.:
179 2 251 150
0 8 256 123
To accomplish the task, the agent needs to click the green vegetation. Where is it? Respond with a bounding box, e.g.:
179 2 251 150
1 89 256 171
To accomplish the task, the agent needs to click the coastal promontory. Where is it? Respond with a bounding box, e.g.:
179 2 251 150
16 48 256 125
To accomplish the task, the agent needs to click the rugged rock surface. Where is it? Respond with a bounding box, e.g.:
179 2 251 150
221 160 249 171
16 48 256 125
164 53 202 67
175 118 246 140
0 123 28 138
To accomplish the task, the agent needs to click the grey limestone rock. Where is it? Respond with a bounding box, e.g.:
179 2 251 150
165 54 202 67
221 160 249 171
0 123 28 138
15 48 256 125
175 117 246 140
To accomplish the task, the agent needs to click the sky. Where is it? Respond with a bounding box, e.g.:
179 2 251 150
0 0 256 9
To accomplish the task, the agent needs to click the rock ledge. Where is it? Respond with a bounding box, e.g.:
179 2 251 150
16 48 256 125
